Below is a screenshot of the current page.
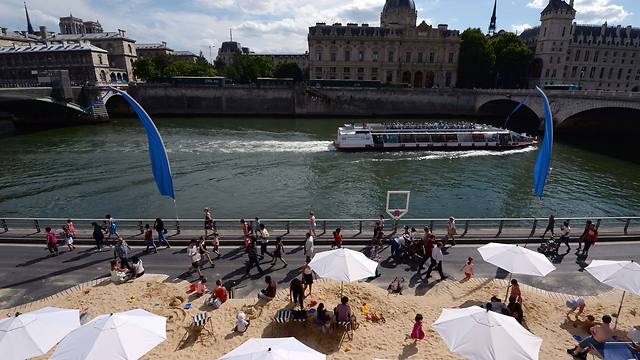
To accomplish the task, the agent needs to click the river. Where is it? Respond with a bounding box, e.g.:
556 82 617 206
0 117 638 219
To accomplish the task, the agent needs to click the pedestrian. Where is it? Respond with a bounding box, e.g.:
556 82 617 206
447 216 457 246
91 222 105 252
462 257 473 280
289 278 305 310
204 207 214 239
240 218 251 237
373 220 382 241
154 217 170 248
198 235 215 268
186 239 202 277
105 214 119 243
253 216 262 234
257 223 272 259
419 229 434 270
45 227 59 256
332 228 343 249
309 212 317 237
304 232 315 258
379 214 385 232
581 222 598 258
426 241 446 281
66 219 77 239
245 240 263 276
302 256 315 296
410 314 425 342
560 221 571 251
62 224 75 251
271 236 288 267
509 279 522 303
144 224 156 253
577 220 592 251
113 237 132 272
541 214 556 239
211 231 221 258
391 232 408 259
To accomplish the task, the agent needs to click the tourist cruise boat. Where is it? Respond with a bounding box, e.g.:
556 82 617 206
333 123 536 152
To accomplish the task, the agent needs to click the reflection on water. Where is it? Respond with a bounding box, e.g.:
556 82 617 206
0 117 638 219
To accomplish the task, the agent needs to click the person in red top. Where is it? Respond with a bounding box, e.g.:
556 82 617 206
45 227 59 256
332 228 343 249
419 229 434 270
240 219 252 251
66 219 77 238
581 223 598 258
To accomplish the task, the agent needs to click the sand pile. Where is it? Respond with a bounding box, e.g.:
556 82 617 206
11 274 639 359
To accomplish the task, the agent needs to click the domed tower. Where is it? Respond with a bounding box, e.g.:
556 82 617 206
380 0 417 29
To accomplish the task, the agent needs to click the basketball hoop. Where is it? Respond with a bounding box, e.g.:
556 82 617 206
386 191 410 220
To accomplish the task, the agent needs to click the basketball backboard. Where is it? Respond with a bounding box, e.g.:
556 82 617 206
386 191 410 220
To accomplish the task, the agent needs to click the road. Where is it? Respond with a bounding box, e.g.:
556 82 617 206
0 241 636 310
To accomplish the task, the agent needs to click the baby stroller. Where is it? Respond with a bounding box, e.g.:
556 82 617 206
387 277 405 295
537 236 560 255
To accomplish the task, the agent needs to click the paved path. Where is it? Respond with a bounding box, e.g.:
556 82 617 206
0 241 636 310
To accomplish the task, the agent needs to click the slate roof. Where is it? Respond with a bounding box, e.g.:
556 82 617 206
0 43 107 54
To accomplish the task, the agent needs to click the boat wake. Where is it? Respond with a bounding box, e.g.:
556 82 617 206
350 146 537 163
170 140 335 154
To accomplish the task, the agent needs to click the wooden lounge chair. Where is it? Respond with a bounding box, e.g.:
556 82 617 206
336 314 358 341
190 312 214 342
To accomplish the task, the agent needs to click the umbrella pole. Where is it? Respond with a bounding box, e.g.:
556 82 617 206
341 281 343 297
614 290 626 331
504 273 513 302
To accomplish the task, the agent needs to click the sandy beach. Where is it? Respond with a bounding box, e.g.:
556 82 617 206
11 274 637 359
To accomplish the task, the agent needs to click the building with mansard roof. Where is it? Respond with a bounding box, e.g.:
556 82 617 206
521 0 640 91
307 0 460 87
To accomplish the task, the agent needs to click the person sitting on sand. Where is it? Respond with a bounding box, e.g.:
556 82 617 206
334 296 352 323
489 296 506 313
257 276 277 301
196 276 208 296
581 315 596 334
566 298 586 319
110 259 128 284
316 303 333 335
507 296 523 324
206 279 228 309
131 256 145 278
234 311 250 333
568 315 614 358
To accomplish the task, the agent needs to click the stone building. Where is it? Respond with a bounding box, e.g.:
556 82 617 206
307 0 461 87
59 15 103 35
0 43 111 84
173 51 199 63
521 0 640 91
217 41 251 65
136 42 173 58
0 28 39 46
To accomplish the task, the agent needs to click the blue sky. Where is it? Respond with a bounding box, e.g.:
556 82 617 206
2 0 639 55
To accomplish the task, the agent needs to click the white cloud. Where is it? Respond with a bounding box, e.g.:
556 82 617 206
526 0 631 24
512 23 533 34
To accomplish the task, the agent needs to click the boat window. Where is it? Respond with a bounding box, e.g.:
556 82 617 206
415 134 431 142
459 133 473 142
487 133 499 142
446 134 458 142
383 134 399 143
431 134 445 143
373 135 383 144
472 133 485 142
399 134 415 143
355 131 369 135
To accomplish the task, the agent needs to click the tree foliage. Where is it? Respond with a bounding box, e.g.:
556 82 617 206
457 28 495 88
223 53 273 84
491 33 533 89
273 62 304 82
133 54 217 81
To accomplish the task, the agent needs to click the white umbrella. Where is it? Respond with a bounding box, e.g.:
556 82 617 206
585 260 640 329
50 309 166 360
309 248 378 295
433 306 543 360
0 307 80 360
478 242 556 300
218 337 326 360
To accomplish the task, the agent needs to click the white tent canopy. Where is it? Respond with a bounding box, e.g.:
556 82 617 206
218 337 326 360
478 242 556 277
0 307 80 360
50 309 166 360
309 248 378 282
433 306 543 360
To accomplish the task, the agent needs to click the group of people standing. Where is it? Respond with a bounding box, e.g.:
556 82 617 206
540 215 599 258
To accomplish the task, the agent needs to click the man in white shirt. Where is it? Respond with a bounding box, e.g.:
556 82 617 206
560 221 571 251
426 241 446 281
309 212 317 237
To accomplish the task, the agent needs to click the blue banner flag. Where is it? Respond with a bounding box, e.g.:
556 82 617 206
504 95 530 128
533 86 553 198
108 87 175 200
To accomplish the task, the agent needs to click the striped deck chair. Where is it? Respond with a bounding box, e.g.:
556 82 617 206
190 312 213 342
272 310 291 336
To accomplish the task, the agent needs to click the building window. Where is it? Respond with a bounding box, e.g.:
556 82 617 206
448 52 454 64
344 50 351 61
330 52 336 62
608 68 613 79
357 67 364 80
543 27 547 37
618 68 623 79
429 52 434 63
405 52 411 63
386 70 393 82
550 56 554 64
388 50 394 63
562 27 566 37
98 55 103 65
417 52 423 63
372 68 378 81
372 51 379 62
589 67 596 78
552 69 556 78
316 52 322 61
358 50 364 62
584 51 590 62
545 69 550 77
574 50 580 62
571 66 577 77
594 51 599 62
445 71 452 87
128 44 132 54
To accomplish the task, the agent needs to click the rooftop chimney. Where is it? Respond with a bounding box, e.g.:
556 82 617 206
162 41 167 47
0 27 6 36
39 26 47 39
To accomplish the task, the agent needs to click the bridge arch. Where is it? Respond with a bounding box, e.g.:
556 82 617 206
476 98 542 134
104 93 134 117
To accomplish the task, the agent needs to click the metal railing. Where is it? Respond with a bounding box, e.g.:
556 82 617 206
0 216 637 240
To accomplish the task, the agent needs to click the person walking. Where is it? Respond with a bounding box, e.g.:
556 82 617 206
154 217 170 248
447 217 457 246
309 212 317 238
113 237 132 272
92 222 105 252
186 239 202 277
198 235 215 268
105 214 119 243
204 208 214 239
332 228 343 249
581 222 598 258
257 223 272 259
211 231 221 259
271 236 288 267
66 219 77 239
304 232 315 258
426 241 446 281
577 220 592 251
45 227 59 256
541 215 556 239
559 221 571 251
144 224 156 253
62 224 75 251
245 239 264 276
253 216 262 234
418 229 434 271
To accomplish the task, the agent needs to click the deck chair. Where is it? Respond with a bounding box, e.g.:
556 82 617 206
604 342 640 360
336 314 358 342
189 313 214 342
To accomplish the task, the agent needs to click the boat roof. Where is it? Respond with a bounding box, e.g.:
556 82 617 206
339 123 512 134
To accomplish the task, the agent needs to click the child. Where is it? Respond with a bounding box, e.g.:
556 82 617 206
62 224 76 251
566 298 586 319
66 219 77 238
196 276 208 295
410 314 425 342
45 227 59 256
332 228 343 249
211 232 221 259
234 311 250 333
581 315 596 333
509 279 522 303
271 237 288 267
144 224 156 253
110 259 128 284
462 257 473 280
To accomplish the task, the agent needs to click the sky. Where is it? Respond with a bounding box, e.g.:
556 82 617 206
2 0 639 56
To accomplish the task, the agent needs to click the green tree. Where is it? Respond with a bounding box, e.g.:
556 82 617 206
491 32 533 88
132 57 158 80
457 28 495 88
273 62 304 82
224 53 273 83
132 54 217 81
